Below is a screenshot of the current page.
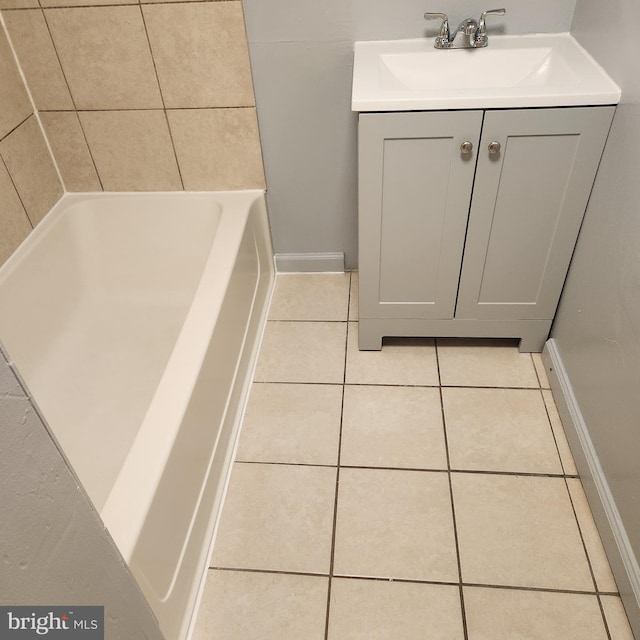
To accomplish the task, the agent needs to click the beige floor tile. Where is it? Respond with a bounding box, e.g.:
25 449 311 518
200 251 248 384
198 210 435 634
346 323 439 386
543 389 578 475
443 388 562 474
532 352 551 388
328 578 464 640
463 586 608 640
601 595 636 640
211 463 336 574
269 273 350 321
348 271 359 321
437 338 539 388
567 478 618 593
333 468 458 581
255 321 346 384
452 473 593 591
341 385 447 470
193 570 328 640
236 383 342 465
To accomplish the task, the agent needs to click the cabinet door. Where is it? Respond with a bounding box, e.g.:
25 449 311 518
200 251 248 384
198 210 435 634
455 106 614 321
359 110 482 320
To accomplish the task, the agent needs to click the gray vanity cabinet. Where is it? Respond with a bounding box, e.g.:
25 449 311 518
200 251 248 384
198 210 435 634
358 106 615 351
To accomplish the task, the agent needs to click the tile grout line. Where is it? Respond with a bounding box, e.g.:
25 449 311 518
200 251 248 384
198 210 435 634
435 339 470 640
210 565 614 597
232 458 579 480
137 1 185 190
323 271 352 640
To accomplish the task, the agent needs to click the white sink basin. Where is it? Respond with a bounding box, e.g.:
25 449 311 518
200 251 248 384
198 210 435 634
352 34 621 111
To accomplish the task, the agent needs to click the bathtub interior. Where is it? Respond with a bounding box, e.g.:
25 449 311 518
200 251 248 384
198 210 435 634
0 195 223 511
0 191 275 640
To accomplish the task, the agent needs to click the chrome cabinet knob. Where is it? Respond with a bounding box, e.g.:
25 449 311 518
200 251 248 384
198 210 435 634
488 141 501 155
460 141 473 155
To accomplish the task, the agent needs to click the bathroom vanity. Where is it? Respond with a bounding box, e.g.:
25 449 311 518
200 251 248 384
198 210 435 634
352 34 620 351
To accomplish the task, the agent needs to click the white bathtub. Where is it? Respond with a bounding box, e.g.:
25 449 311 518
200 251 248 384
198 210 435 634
0 191 274 640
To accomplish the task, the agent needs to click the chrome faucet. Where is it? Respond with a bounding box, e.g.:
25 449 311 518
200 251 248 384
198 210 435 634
424 9 506 49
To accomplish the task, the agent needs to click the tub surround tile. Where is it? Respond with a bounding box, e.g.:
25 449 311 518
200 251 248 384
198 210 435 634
193 570 328 640
0 160 32 266
236 383 342 466
601 596 636 640
45 6 163 111
40 0 134 6
143 1 255 109
328 579 464 640
0 28 32 140
3 10 74 111
452 473 594 591
442 387 563 474
0 117 63 226
211 463 336 574
168 108 265 190
567 478 619 593
333 468 458 582
345 323 439 386
40 112 101 192
0 0 38 8
79 110 181 191
268 273 350 321
341 385 447 470
254 321 346 384
543 389 579 475
463 587 608 640
437 338 540 388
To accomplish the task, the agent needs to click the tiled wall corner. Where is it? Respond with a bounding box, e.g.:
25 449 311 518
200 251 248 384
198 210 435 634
0 22 62 266
2 0 265 193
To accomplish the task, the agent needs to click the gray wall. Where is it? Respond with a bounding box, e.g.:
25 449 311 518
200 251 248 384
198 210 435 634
550 0 640 633
243 0 577 268
0 350 165 640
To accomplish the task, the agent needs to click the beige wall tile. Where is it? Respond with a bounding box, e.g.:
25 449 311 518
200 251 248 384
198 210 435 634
0 27 32 139
168 108 264 190
143 1 254 109
0 160 32 266
45 6 162 110
40 112 101 192
41 0 135 7
3 10 74 111
0 116 63 225
0 0 38 9
79 110 181 191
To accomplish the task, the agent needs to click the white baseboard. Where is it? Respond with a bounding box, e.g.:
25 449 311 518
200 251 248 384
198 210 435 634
543 339 640 634
274 252 345 273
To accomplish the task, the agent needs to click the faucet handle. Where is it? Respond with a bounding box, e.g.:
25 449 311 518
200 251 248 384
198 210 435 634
424 12 450 46
476 8 505 46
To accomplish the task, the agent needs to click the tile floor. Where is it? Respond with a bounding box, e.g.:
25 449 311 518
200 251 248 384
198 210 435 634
193 272 636 640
